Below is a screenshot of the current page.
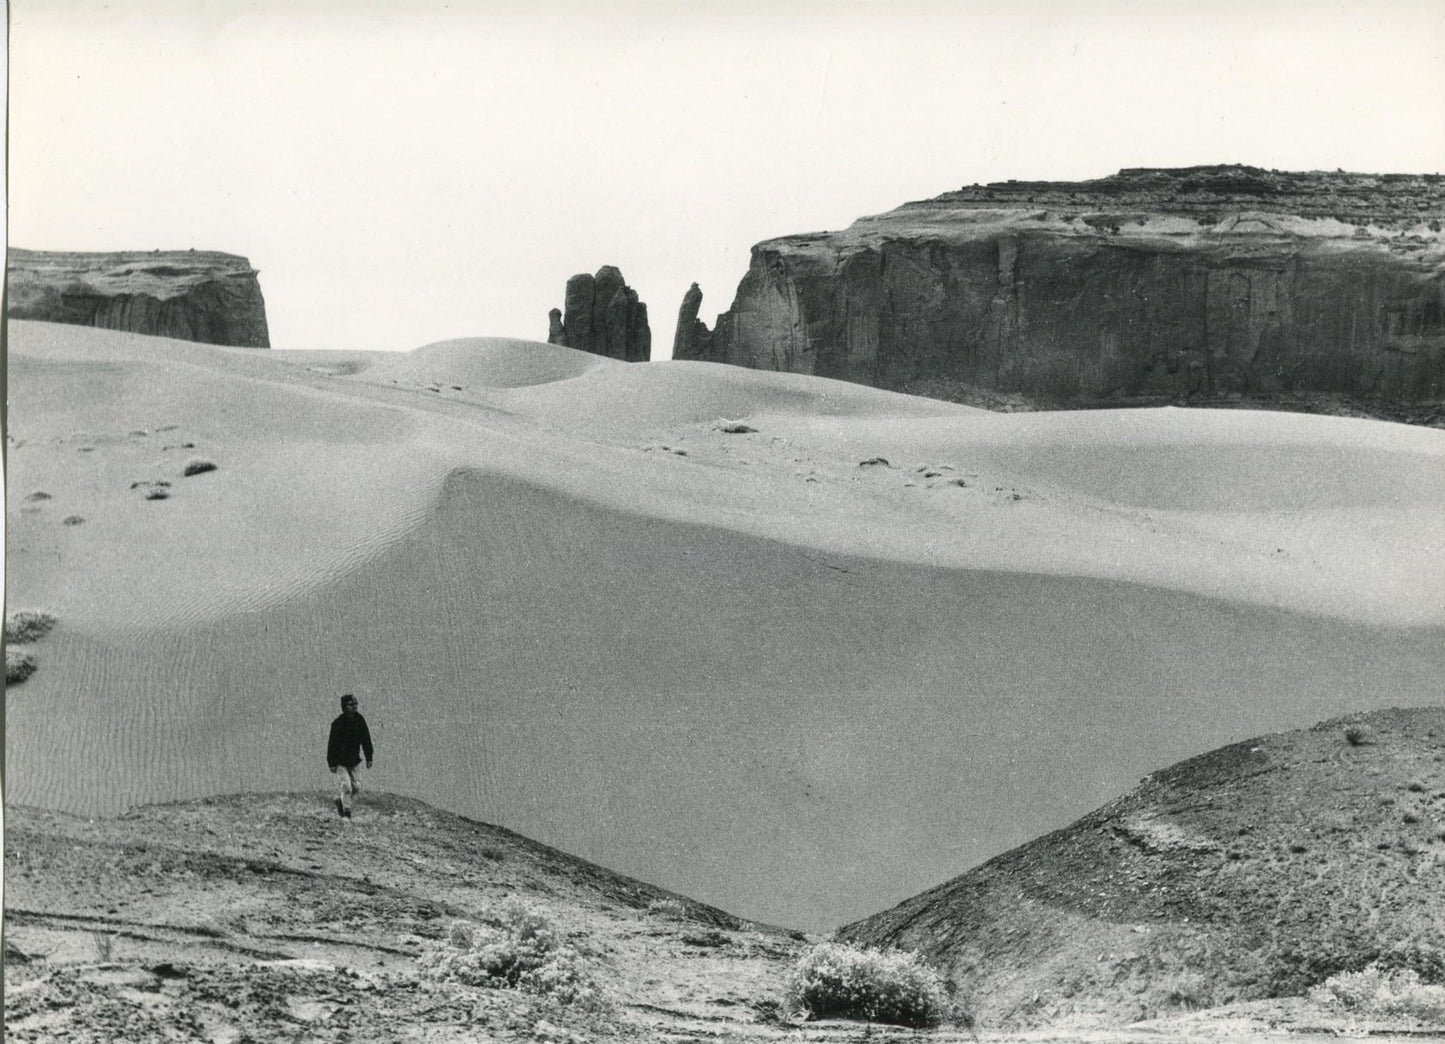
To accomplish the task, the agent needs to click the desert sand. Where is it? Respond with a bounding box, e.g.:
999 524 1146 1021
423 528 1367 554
6 318 1444 931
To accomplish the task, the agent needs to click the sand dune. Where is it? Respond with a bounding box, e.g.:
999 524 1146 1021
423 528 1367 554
6 319 1444 929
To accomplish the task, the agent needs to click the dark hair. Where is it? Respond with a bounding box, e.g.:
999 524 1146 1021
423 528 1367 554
341 694 357 708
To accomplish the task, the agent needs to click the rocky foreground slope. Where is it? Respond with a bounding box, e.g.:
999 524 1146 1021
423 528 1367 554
6 248 270 347
678 167 1445 419
840 707 1445 1028
3 793 807 1043
8 751 1443 1042
9 786 1441 1044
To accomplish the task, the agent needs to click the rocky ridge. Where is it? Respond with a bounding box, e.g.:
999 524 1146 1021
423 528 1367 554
547 266 651 361
677 167 1445 419
6 248 270 348
839 706 1445 1029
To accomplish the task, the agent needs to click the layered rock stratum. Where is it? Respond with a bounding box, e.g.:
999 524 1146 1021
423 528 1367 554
678 166 1445 418
840 707 1445 1028
547 265 651 361
6 248 270 348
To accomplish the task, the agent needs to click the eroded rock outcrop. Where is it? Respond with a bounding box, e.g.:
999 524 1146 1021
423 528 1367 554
682 167 1445 413
672 282 713 360
6 248 270 348
547 265 651 361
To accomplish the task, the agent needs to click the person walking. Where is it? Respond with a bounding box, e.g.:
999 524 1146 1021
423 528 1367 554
327 693 373 818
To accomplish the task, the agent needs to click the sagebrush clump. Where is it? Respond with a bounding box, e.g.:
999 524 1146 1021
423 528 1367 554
5 610 57 644
785 941 951 1028
1159 968 1214 1010
1309 965 1445 1023
646 898 689 919
1344 724 1372 746
6 610 59 685
7 649 39 685
419 899 605 1010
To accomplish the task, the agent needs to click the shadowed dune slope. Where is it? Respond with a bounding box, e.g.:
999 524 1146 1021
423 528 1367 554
6 320 1445 930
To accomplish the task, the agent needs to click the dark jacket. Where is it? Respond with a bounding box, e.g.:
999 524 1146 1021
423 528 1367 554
327 712 373 770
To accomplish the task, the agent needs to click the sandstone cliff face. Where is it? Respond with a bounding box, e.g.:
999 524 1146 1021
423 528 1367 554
682 167 1445 410
547 265 651 361
6 248 270 348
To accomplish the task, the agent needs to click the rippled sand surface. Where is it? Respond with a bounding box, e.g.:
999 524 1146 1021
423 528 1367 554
7 320 1444 929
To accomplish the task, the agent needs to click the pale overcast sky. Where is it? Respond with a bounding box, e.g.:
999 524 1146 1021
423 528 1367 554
9 0 1445 354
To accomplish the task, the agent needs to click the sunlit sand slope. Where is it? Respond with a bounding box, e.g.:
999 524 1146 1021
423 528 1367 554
7 320 1444 929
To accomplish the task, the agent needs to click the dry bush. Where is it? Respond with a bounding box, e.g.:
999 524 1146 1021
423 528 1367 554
419 899 605 1011
784 941 951 1028
5 610 57 644
645 898 689 920
1159 968 1214 1010
1309 964 1445 1023
183 459 218 477
7 649 39 684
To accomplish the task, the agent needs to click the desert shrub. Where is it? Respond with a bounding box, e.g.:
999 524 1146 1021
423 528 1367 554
183 459 218 477
1309 964 1445 1023
1344 725 1371 746
419 899 605 1010
6 611 57 644
751 997 786 1024
681 930 729 949
784 941 950 1028
646 898 689 919
1160 969 1213 1010
7 649 38 684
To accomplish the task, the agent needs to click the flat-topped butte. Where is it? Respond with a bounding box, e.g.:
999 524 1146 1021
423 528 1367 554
7 247 270 348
